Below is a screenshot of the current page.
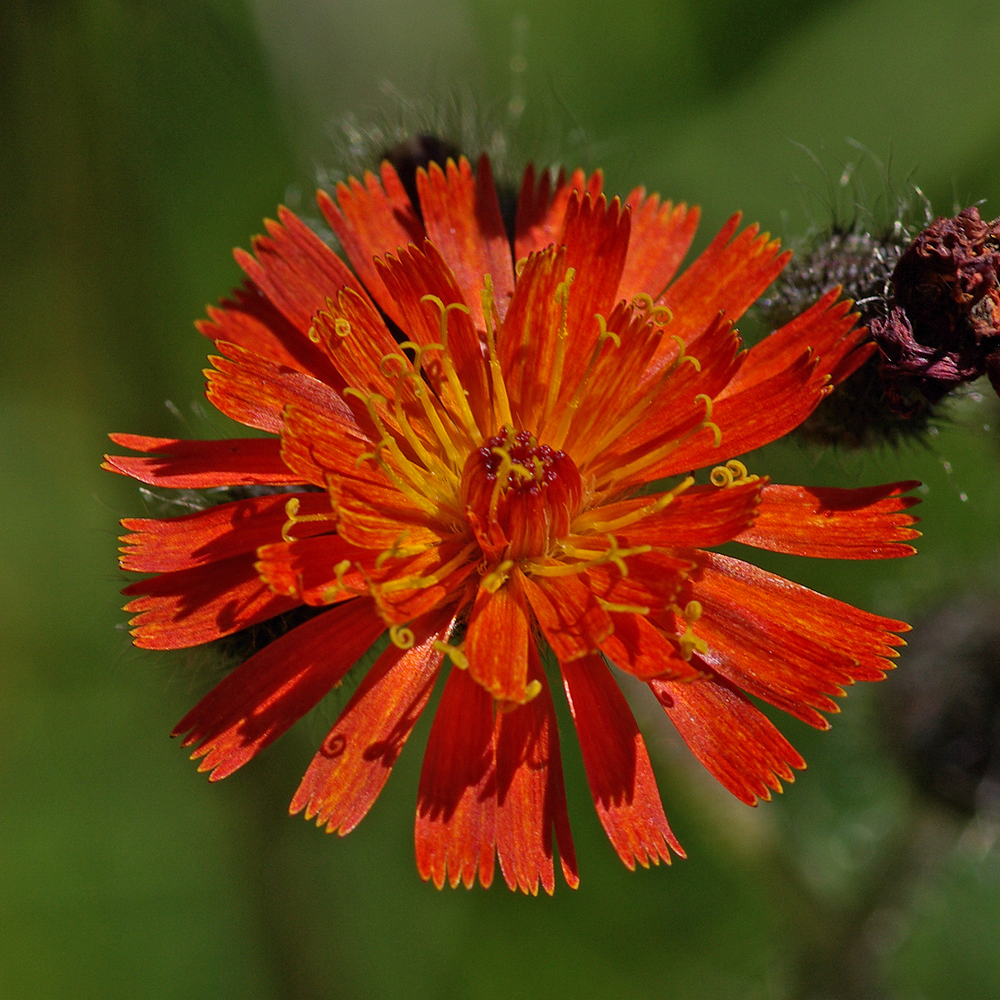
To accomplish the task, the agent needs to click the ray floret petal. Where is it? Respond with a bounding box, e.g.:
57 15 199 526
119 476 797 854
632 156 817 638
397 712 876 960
105 153 919 892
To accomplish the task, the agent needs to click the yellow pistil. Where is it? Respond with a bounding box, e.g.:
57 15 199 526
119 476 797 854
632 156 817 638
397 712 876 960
343 387 442 515
710 459 759 488
433 639 469 669
394 341 466 472
669 335 701 371
389 624 415 649
482 558 515 593
547 311 620 450
541 267 575 430
596 597 651 615
574 475 694 534
376 542 478 596
318 559 362 603
419 295 483 447
674 599 708 661
482 275 514 431
528 535 651 578
632 293 673 327
379 352 459 490
280 497 337 543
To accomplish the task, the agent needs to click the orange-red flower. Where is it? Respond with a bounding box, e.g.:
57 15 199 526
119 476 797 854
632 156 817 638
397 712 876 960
105 155 920 894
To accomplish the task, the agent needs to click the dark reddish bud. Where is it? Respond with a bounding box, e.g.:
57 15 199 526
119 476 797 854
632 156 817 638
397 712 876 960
871 207 1000 405
758 228 919 447
381 133 461 213
758 205 1000 449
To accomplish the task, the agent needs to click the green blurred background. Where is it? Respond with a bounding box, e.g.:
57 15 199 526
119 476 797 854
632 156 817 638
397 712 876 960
4 1 1000 997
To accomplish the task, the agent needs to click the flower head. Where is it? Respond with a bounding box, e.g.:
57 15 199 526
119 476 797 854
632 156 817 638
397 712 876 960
759 205 1000 447
872 207 1000 402
105 154 920 893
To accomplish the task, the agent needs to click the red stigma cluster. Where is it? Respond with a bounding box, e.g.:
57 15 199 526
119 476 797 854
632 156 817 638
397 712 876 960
479 430 569 494
462 429 583 561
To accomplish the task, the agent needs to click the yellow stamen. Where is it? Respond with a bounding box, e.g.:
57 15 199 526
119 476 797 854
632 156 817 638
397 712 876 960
376 351 459 492
342 387 441 515
375 531 435 569
574 476 694 534
433 639 469 669
390 624 415 649
542 267 575 430
419 295 483 446
482 276 514 431
710 459 759 488
529 535 650 578
482 558 515 593
392 373 458 489
497 679 543 710
672 600 707 661
596 597 651 615
318 559 363 603
376 542 478 595
678 631 708 661
280 497 336 543
397 340 467 470
548 312 620 450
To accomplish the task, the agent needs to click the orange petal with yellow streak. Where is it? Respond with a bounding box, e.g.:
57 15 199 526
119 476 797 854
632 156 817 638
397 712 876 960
519 570 613 663
656 213 789 354
650 350 827 479
535 191 632 436
197 280 342 386
616 480 764 550
513 165 601 261
255 535 370 606
375 240 493 434
617 189 700 302
599 613 701 682
206 341 347 435
498 246 570 431
669 551 908 728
